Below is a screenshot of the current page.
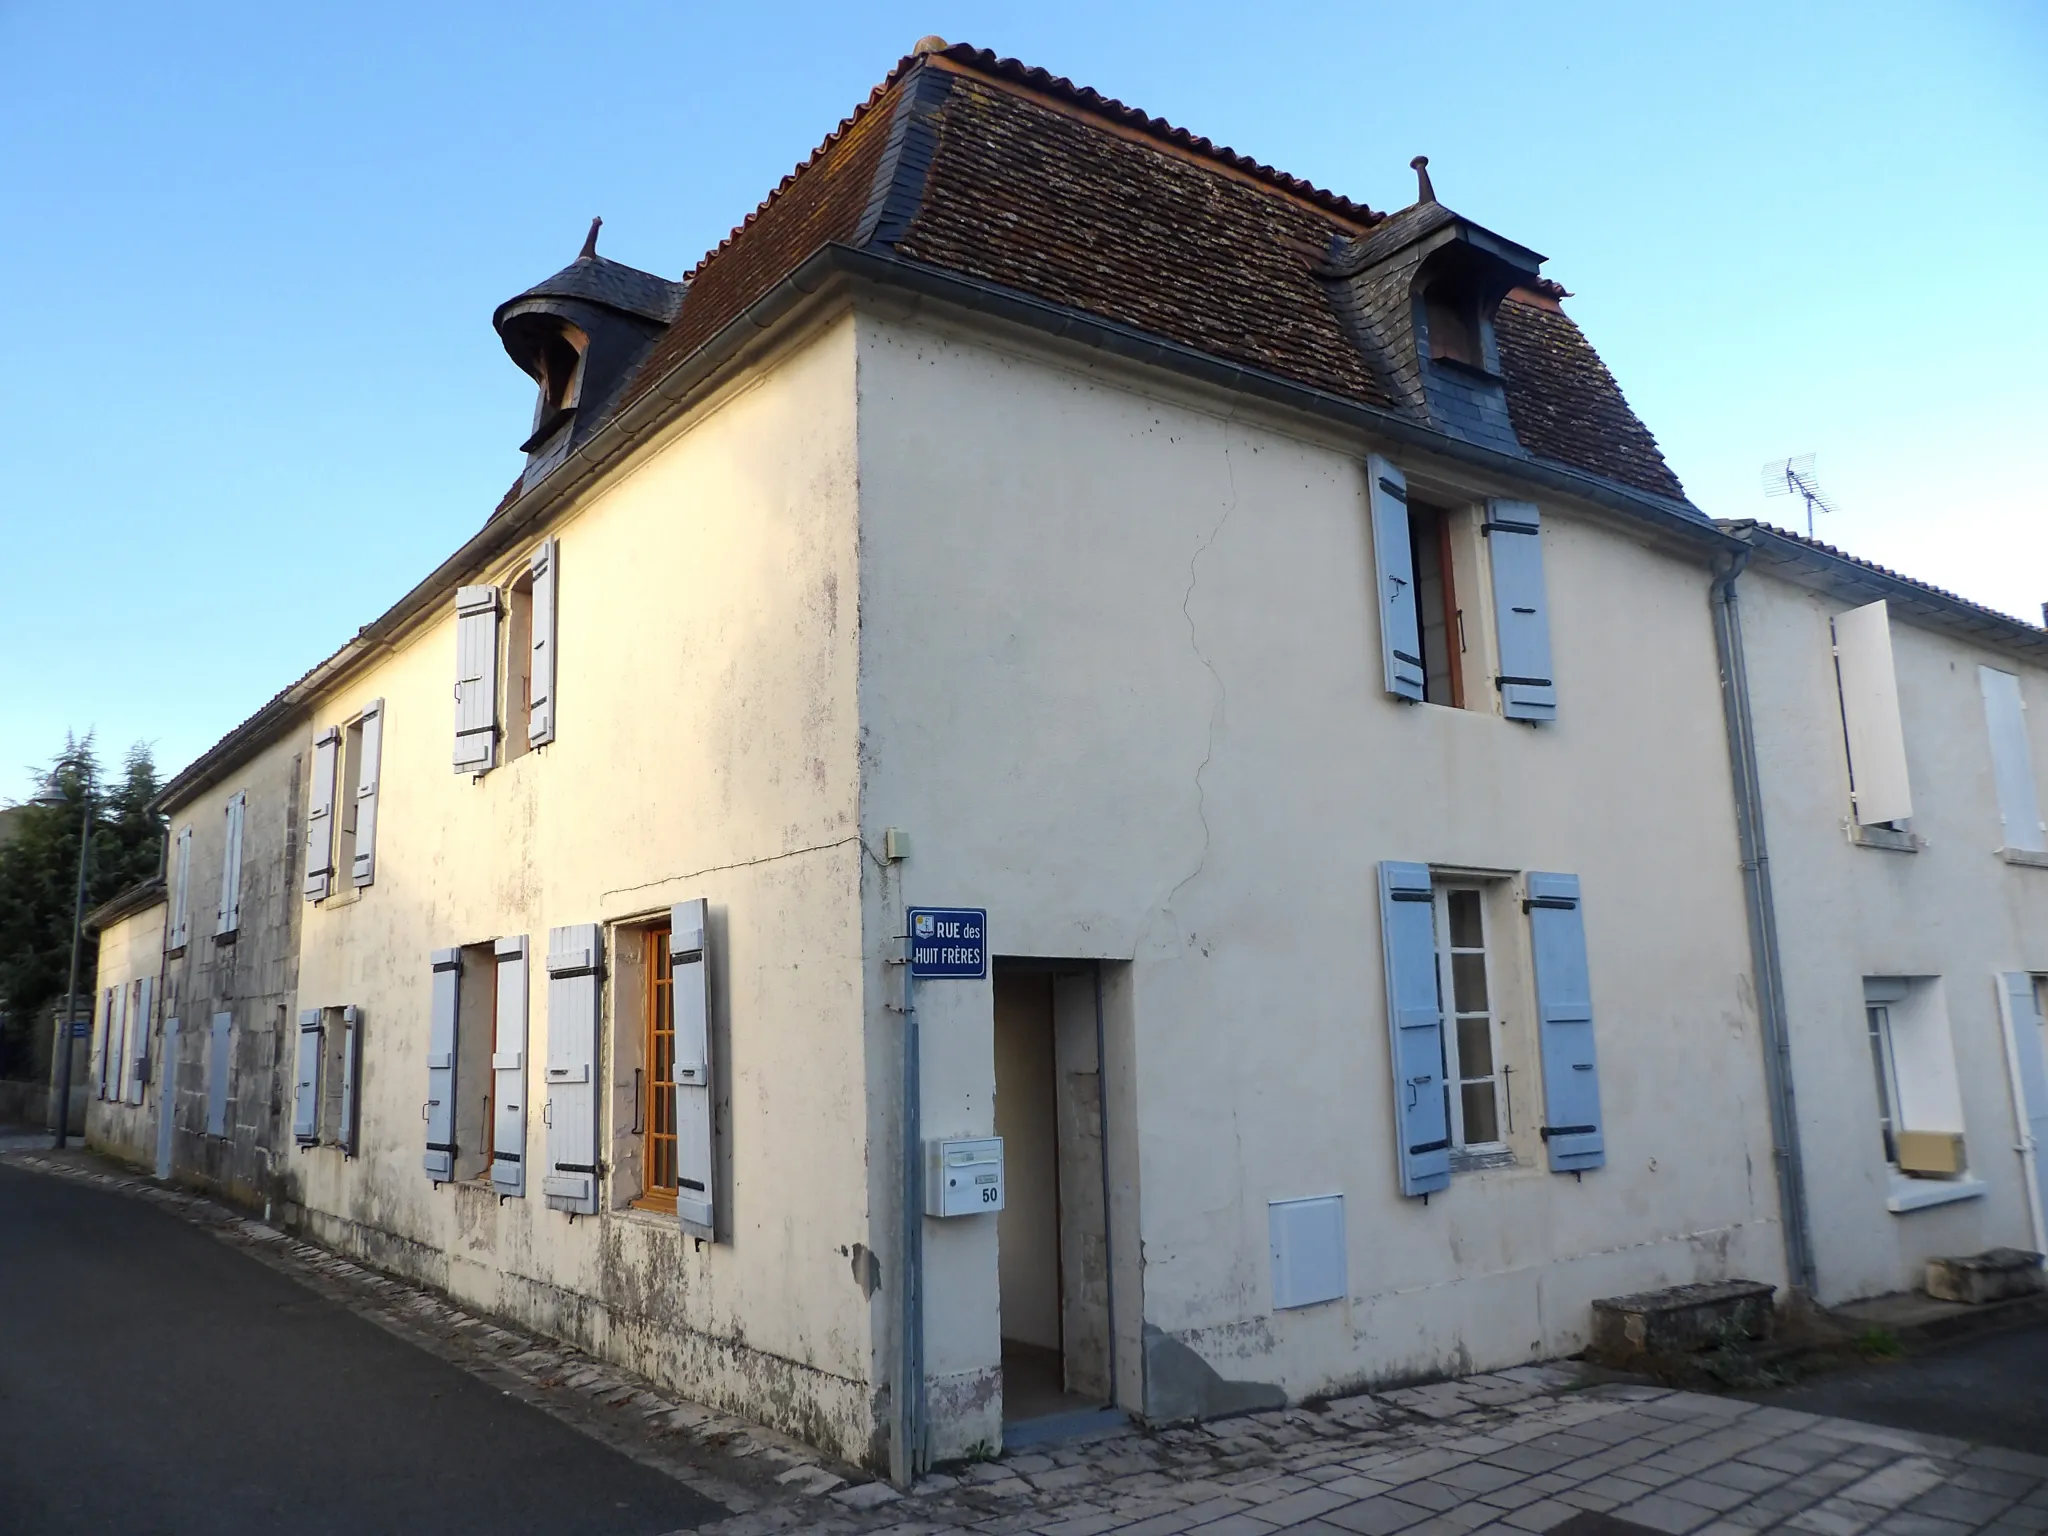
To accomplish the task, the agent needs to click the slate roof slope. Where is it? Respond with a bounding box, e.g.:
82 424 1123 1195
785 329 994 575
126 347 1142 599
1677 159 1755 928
611 41 1687 503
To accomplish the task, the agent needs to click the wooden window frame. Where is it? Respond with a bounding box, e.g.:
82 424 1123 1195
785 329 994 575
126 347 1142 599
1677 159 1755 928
636 921 678 1213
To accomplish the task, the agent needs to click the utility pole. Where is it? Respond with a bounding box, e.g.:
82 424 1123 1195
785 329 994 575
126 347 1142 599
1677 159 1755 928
52 794 91 1150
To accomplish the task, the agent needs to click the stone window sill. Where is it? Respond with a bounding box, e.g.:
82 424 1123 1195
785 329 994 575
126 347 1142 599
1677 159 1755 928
1451 1148 1519 1174
2000 847 2048 869
1886 1174 1987 1214
1849 821 1920 853
612 1202 681 1235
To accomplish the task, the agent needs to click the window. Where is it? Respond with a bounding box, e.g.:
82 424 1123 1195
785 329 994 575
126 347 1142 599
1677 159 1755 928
504 570 534 763
1407 500 1465 709
641 922 678 1211
1434 887 1505 1154
336 720 365 886
1866 1002 1903 1166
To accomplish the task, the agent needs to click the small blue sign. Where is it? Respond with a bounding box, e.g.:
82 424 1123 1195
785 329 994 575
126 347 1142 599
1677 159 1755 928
907 907 988 980
70 1020 89 1038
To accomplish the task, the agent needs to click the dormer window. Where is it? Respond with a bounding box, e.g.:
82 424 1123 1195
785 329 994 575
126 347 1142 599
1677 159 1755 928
520 323 587 453
1423 284 1484 369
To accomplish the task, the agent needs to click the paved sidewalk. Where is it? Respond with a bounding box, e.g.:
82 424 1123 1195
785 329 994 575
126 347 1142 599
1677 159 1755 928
777 1374 2048 1536
10 1141 2046 1536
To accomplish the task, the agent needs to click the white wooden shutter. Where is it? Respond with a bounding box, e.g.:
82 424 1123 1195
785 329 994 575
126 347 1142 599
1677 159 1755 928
109 983 131 1103
169 825 193 946
1833 600 1913 825
293 1009 323 1145
1981 668 2046 853
544 923 601 1214
1998 973 2048 1256
305 729 340 900
352 701 386 885
206 1012 232 1136
1527 872 1605 1172
128 976 153 1104
492 936 529 1197
1377 861 1451 1197
453 586 501 772
528 538 558 748
1484 499 1557 722
671 900 715 1237
338 1006 362 1155
425 950 460 1181
1368 455 1425 702
216 791 246 934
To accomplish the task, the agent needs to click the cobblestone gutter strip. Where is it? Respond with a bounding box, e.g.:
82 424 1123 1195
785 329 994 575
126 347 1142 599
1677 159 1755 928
777 1371 2048 1536
0 1150 860 1522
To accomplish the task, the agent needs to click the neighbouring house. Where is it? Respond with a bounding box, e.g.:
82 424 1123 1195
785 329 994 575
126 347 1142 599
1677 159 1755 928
1718 521 2048 1304
101 41 1817 1473
81 877 166 1164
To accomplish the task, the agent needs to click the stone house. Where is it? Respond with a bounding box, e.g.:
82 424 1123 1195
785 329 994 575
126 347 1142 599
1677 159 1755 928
85 40 1829 1473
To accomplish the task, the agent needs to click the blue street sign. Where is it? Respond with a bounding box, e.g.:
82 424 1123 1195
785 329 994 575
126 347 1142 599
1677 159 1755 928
70 1020 89 1038
907 907 988 980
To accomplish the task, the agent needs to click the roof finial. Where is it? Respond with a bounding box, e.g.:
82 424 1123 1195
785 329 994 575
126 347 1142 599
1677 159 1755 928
912 35 949 55
579 217 603 259
1410 156 1436 204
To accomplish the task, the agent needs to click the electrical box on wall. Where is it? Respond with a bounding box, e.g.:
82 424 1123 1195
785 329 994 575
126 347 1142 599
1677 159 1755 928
926 1136 1004 1217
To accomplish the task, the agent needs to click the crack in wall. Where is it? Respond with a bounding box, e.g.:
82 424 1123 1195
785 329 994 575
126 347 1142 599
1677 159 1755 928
600 833 871 903
1159 429 1239 932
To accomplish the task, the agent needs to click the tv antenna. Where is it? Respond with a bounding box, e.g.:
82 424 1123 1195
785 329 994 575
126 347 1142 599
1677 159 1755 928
1762 453 1836 538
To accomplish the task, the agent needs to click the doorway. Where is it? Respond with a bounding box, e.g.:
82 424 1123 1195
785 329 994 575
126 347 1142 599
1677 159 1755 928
993 961 1114 1434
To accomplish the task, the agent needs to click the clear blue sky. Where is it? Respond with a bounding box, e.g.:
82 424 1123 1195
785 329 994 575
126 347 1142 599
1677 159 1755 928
3 2 2043 803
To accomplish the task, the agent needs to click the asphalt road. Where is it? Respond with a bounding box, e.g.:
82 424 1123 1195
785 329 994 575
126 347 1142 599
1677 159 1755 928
1751 1322 2048 1455
0 1160 722 1535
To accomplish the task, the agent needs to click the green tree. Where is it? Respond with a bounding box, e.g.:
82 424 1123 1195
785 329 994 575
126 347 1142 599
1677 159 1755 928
0 735 165 1080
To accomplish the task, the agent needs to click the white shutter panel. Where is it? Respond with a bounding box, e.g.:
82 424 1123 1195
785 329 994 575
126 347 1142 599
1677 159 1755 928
293 1009 323 1145
1981 668 2046 853
305 729 340 900
1833 600 1913 825
1484 499 1557 722
338 1006 363 1156
1368 456 1425 702
352 701 386 885
217 791 246 934
544 923 601 1214
453 586 501 772
425 950 460 1181
671 900 715 1238
1997 973 2048 1256
128 976 153 1104
155 1016 180 1179
206 1013 232 1137
528 539 558 748
169 826 193 946
90 987 113 1100
491 936 529 1197
109 983 131 1103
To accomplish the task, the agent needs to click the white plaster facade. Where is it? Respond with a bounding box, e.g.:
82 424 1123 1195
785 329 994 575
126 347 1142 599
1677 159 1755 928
1731 545 2048 1304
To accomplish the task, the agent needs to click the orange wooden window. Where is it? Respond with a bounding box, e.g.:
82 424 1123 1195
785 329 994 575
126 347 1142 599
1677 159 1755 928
642 923 678 1209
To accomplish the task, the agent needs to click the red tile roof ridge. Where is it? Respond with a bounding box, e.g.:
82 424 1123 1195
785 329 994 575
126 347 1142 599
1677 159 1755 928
676 41 1387 288
920 42 1385 227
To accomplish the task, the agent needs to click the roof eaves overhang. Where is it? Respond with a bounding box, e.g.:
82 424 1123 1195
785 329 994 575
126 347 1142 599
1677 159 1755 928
162 240 1736 805
1723 520 2048 668
85 876 166 934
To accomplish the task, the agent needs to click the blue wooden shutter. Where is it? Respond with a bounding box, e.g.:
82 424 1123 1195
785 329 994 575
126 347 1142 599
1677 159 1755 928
453 586 500 772
425 950 460 1181
129 976 154 1103
491 936 529 1197
206 1012 232 1137
169 826 193 945
351 702 385 886
1378 861 1451 1196
1527 872 1604 1171
528 539 557 748
293 1009 323 1145
1484 500 1556 722
544 924 601 1214
1368 456 1425 702
305 729 340 900
338 1006 362 1156
671 900 714 1238
155 1015 180 1179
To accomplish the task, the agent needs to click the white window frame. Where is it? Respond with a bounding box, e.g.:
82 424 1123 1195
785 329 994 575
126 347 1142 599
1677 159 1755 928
1432 884 1508 1157
1866 1001 1904 1168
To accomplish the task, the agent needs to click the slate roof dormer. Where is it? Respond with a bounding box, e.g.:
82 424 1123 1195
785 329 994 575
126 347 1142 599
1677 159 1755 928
494 219 686 495
1321 159 1545 457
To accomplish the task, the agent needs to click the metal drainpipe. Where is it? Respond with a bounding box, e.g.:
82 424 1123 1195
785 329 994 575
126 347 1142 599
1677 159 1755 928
1711 548 1818 1296
891 928 924 1490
